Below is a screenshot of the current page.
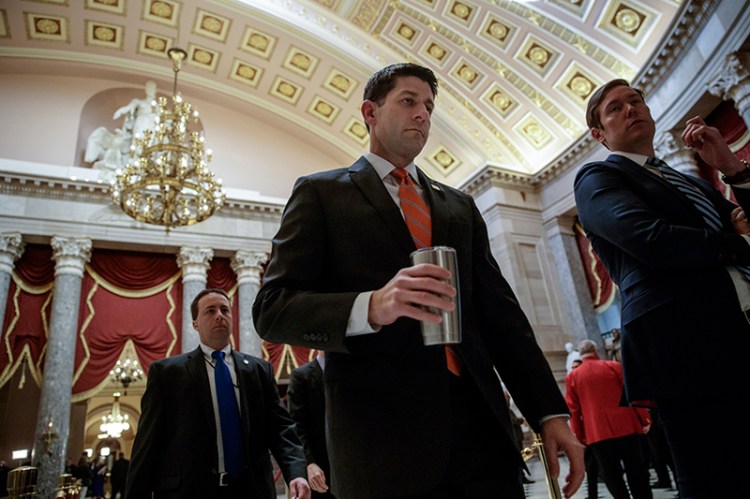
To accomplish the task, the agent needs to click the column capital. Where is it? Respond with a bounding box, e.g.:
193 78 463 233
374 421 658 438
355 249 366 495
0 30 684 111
654 130 700 176
231 250 268 286
177 247 213 283
0 233 25 275
51 237 92 277
708 52 750 100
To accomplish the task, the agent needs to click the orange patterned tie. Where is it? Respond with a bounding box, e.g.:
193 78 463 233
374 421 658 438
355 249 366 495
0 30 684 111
391 168 461 376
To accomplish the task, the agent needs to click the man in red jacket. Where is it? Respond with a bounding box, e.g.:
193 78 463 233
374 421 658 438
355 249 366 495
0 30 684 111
565 340 652 499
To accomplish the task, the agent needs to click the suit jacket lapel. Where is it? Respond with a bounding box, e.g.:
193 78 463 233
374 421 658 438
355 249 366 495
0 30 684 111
605 154 713 223
349 157 415 253
186 347 217 438
231 350 254 436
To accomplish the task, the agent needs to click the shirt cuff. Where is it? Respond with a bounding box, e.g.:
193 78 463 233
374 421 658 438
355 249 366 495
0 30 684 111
345 292 380 336
539 414 570 425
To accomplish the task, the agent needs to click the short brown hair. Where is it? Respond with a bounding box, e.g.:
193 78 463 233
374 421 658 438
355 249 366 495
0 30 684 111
190 288 229 320
363 63 438 105
585 79 645 130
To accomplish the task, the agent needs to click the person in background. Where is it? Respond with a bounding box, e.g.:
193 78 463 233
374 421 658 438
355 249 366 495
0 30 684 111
287 351 335 498
127 288 310 499
72 453 92 499
565 340 652 499
110 451 130 499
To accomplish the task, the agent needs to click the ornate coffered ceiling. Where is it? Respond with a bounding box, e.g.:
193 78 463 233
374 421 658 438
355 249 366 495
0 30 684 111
0 0 682 189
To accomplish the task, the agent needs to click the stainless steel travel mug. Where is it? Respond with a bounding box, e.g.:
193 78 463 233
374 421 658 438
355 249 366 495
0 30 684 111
410 246 462 345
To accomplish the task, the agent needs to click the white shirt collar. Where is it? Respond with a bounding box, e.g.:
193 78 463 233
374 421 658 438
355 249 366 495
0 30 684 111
612 151 651 168
200 342 231 362
364 152 419 184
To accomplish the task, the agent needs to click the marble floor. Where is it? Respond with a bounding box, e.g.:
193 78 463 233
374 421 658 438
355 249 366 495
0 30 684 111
523 455 678 499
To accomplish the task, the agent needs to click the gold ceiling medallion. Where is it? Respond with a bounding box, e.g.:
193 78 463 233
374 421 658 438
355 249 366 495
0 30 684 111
451 60 483 90
193 9 231 43
86 20 123 49
598 1 656 48
137 30 174 58
482 17 514 47
284 47 319 79
187 43 220 72
307 96 341 125
427 146 461 176
270 76 303 105
85 0 125 15
230 59 263 88
112 47 226 230
240 27 276 59
515 115 553 149
323 69 358 100
24 12 69 42
422 38 451 66
343 118 369 145
483 85 517 118
555 63 601 107
446 1 475 25
394 22 419 45
517 36 558 77
143 0 180 27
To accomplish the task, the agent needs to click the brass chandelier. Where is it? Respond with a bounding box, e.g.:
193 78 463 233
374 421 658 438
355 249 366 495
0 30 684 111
98 392 130 439
112 47 225 230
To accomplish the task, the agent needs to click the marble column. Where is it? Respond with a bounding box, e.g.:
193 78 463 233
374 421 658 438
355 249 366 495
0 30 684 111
177 247 213 353
231 250 268 356
34 237 92 499
708 52 750 128
543 216 603 350
654 130 700 177
0 233 25 330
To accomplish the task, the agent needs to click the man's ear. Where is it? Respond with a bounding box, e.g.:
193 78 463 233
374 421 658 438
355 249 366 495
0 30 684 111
192 320 199 332
590 127 607 147
361 100 376 126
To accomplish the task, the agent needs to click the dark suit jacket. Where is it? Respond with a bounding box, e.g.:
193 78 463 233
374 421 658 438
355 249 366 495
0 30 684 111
126 347 307 499
574 154 750 400
253 157 568 498
287 359 333 497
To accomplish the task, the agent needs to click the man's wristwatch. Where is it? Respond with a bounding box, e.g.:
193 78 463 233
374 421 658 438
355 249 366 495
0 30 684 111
721 159 750 185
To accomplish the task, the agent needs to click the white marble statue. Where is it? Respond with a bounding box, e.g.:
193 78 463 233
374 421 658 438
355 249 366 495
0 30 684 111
113 80 158 140
84 126 127 172
84 80 159 172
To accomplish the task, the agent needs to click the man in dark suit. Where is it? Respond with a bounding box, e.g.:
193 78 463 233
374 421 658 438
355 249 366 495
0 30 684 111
564 340 652 499
253 62 584 498
287 351 334 498
127 288 310 499
574 79 750 498
110 452 129 499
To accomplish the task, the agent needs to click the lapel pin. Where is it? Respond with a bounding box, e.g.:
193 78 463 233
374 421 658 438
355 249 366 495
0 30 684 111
431 184 441 191
243 359 249 365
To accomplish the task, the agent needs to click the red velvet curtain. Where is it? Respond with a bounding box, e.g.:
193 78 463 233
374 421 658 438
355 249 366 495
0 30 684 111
0 245 54 389
72 249 181 399
574 221 615 311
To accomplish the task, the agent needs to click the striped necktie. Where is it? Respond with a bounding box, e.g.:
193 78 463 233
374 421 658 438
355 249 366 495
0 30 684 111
391 168 461 376
647 157 750 281
646 157 723 232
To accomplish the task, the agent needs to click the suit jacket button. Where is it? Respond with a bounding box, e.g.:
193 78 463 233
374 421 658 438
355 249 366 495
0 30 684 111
303 334 310 341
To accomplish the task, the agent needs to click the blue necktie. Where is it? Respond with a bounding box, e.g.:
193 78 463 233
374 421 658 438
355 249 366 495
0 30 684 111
647 157 750 281
211 350 243 477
